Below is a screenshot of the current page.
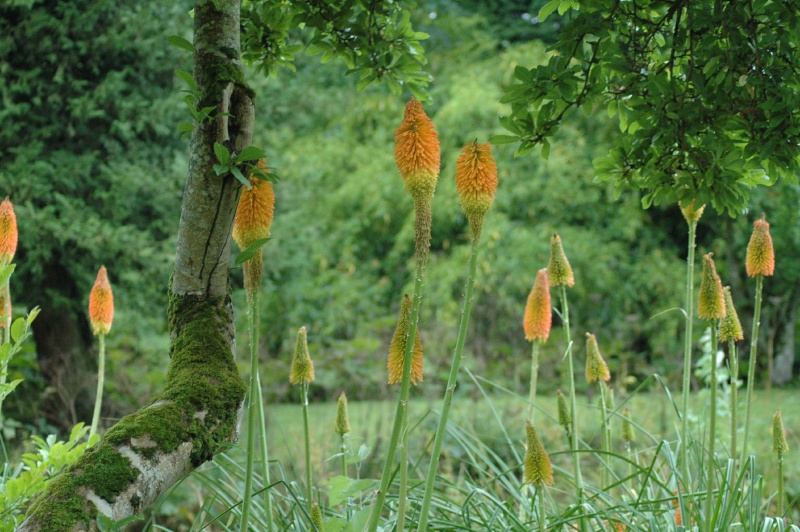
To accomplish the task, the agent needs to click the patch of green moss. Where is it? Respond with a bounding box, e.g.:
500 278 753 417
25 472 94 531
78 444 139 502
105 402 188 459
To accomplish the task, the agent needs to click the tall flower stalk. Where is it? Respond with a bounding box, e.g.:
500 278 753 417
88 266 114 439
772 409 789 516
233 160 275 532
585 333 611 488
741 214 774 461
290 327 316 511
548 233 582 509
698 252 725 529
523 421 554 530
0 197 17 416
719 286 744 459
524 269 552 423
368 98 439 531
678 200 704 486
417 140 498 532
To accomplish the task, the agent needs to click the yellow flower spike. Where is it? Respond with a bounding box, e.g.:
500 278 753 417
773 409 789 453
311 503 324 531
335 391 351 436
547 233 575 287
698 252 726 320
88 266 114 336
585 332 611 383
233 159 276 251
621 407 635 443
745 214 775 277
556 389 571 429
455 140 498 239
523 420 555 487
387 294 424 385
394 98 440 203
290 326 315 385
523 268 552 342
0 197 18 265
679 199 706 225
719 286 744 343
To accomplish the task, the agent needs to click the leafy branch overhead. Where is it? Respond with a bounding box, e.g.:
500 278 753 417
240 0 432 100
496 0 800 215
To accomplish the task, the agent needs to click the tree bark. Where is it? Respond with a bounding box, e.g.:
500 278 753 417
20 1 252 529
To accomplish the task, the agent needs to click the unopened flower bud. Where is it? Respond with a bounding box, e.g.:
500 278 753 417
387 294 423 385
523 420 554 487
698 253 725 320
89 266 114 336
290 326 315 384
745 214 775 277
547 233 574 287
585 333 611 383
523 269 551 342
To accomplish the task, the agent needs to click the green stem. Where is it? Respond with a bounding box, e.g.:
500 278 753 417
741 274 763 463
89 333 106 439
560 284 583 514
528 341 540 423
251 285 274 531
302 381 312 511
680 220 698 487
728 341 738 462
704 322 718 531
397 418 409 532
417 237 481 532
599 382 610 490
537 486 547 532
239 293 261 532
366 263 426 532
340 434 348 479
0 278 12 423
778 451 785 516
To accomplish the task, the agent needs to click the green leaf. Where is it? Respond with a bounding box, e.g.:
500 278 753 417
230 166 250 188
166 35 193 52
539 0 561 22
213 142 230 165
174 70 197 92
235 146 266 163
0 263 16 288
10 317 25 343
234 238 271 266
488 134 519 145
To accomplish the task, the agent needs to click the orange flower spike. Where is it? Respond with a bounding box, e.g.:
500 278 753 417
745 214 775 277
394 98 440 203
89 266 114 336
455 141 498 239
0 197 18 265
232 159 275 252
698 252 726 320
387 294 424 385
523 269 552 342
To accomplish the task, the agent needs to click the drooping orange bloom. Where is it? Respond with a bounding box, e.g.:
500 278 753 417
547 233 575 287
394 98 440 202
523 269 551 342
745 214 775 277
0 197 18 264
232 159 275 252
387 294 424 385
455 141 498 238
585 332 611 383
89 266 114 336
698 253 725 320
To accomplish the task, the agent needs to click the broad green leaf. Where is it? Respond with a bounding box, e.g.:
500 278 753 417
174 70 196 92
166 35 193 52
0 263 15 289
213 142 230 165
10 317 25 343
234 238 270 266
235 146 266 163
488 134 519 145
539 0 561 22
230 166 250 188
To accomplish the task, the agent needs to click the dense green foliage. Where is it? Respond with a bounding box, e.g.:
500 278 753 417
498 1 800 215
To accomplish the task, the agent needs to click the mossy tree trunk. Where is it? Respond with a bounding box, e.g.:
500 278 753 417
19 1 252 529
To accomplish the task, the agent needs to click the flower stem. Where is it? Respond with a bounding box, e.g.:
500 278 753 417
89 333 106 439
536 486 547 531
680 220 698 487
728 341 739 462
741 274 763 462
778 451 785 516
599 382 610 490
528 341 541 423
560 284 583 515
366 263 426 531
397 421 409 532
340 434 348 478
704 322 719 531
250 289 274 532
239 291 261 532
302 381 312 511
417 237 481 532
